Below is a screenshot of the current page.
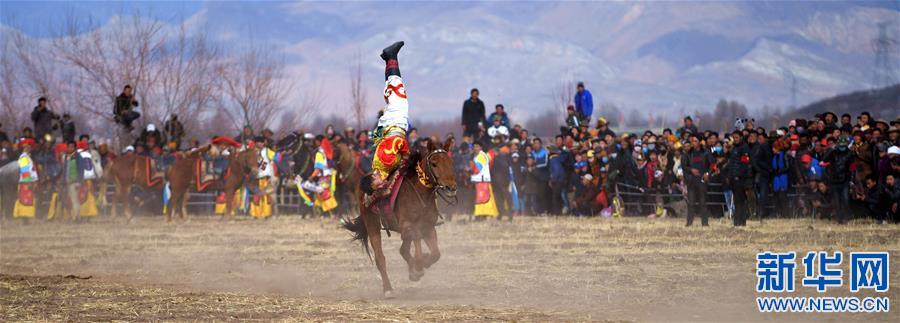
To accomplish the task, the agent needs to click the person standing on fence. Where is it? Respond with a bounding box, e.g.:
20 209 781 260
682 134 713 226
726 131 752 226
461 88 485 138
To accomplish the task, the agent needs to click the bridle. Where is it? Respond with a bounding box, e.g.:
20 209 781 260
418 148 457 205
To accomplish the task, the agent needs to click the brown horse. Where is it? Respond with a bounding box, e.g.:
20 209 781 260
106 154 166 219
166 147 259 221
334 141 363 215
343 140 457 297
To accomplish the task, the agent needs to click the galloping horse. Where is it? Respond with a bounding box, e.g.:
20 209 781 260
166 146 259 221
334 141 363 215
106 154 166 219
343 140 457 297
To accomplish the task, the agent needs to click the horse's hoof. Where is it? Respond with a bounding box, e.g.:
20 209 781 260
383 290 396 299
409 270 424 282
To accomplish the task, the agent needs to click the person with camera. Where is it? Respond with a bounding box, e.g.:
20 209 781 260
114 85 140 131
31 97 59 143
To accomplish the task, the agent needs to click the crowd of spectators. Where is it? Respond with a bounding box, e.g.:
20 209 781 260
455 83 900 225
3 82 898 225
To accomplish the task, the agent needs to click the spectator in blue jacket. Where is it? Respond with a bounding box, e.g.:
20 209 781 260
574 82 593 123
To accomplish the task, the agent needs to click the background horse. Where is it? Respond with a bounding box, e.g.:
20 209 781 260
334 141 363 216
343 140 457 297
0 160 18 217
166 146 259 221
106 154 166 220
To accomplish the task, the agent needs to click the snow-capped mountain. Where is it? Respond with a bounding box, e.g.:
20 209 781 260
3 1 898 121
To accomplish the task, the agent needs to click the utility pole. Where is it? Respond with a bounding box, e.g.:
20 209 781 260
872 22 897 89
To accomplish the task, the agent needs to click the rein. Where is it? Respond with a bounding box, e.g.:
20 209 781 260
418 148 457 206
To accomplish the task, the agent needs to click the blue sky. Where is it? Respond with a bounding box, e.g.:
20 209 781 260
1 1 202 36
2 1 898 121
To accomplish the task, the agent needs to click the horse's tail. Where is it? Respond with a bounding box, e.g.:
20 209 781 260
342 215 371 259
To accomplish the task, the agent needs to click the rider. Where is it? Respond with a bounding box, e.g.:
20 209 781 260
363 41 409 206
14 138 39 219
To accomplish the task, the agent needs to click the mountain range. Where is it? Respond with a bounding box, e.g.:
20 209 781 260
3 1 898 122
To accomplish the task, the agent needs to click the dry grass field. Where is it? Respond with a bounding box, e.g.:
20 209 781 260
1 214 898 322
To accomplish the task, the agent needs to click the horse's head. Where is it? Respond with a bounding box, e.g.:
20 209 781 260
276 132 302 153
420 140 457 197
234 147 261 178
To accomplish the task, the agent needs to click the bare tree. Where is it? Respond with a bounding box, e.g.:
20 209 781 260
549 69 576 114
292 80 326 131
348 52 368 130
217 46 293 133
0 29 24 131
148 25 218 139
51 11 166 140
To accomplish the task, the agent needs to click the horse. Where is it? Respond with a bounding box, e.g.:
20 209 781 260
0 160 18 217
105 154 167 220
334 141 363 216
165 146 260 221
342 140 457 297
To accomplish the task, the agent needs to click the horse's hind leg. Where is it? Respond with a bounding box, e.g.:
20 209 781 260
422 226 441 269
367 212 393 297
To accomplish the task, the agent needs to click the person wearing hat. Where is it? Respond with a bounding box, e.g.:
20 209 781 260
250 136 278 218
471 140 498 219
574 82 593 124
75 139 102 217
487 115 510 142
14 138 39 219
573 173 600 216
820 135 855 224
594 117 616 139
138 123 164 150
874 143 894 184
291 133 317 187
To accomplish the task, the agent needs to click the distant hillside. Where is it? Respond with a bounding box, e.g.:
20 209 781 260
787 84 900 120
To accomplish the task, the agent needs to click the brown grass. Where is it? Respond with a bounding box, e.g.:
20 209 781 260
1 215 898 321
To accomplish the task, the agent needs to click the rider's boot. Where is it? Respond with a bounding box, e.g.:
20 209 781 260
381 41 403 80
364 172 392 209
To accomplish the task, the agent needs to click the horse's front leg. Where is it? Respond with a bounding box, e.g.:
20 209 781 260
412 239 425 280
422 226 441 269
